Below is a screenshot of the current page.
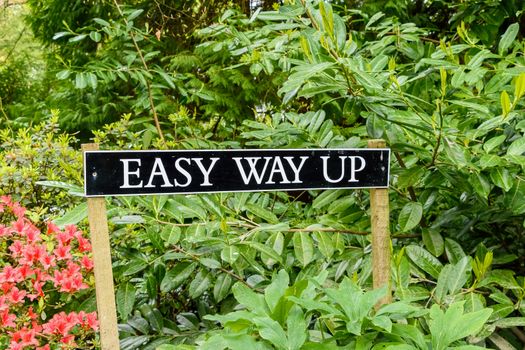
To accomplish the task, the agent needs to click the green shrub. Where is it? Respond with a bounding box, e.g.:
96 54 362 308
0 112 82 219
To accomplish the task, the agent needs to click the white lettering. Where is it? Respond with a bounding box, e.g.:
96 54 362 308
266 157 290 184
321 156 346 183
284 156 309 184
348 156 366 182
120 159 143 188
193 158 219 186
145 158 173 188
233 157 272 184
174 158 192 187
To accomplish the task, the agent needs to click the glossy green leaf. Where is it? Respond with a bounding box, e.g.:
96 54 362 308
293 233 314 267
503 181 525 214
253 316 288 348
498 23 519 54
447 256 471 295
68 34 87 42
53 202 87 227
507 137 525 156
221 245 240 264
160 262 196 293
286 305 307 350
200 258 221 269
493 317 525 328
469 173 491 199
189 270 211 298
245 203 279 223
213 273 232 302
398 202 423 232
232 282 268 315
89 31 101 42
262 232 284 267
483 134 506 153
405 245 443 279
244 241 282 264
397 167 425 189
422 228 444 257
264 270 288 313
312 189 346 210
314 231 335 259
490 168 513 192
127 9 144 21
123 258 149 276
445 238 466 264
116 282 136 321
434 264 453 302
160 225 181 245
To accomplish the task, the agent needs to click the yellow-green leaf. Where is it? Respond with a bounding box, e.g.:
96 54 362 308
500 90 511 117
514 73 525 101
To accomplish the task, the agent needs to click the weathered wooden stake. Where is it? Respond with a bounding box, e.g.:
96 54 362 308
368 139 392 308
82 143 120 350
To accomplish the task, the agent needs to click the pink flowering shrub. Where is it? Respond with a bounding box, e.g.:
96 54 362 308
0 196 99 349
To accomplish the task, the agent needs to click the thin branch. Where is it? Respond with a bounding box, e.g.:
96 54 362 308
0 97 9 121
2 27 26 65
112 0 166 144
170 245 251 288
153 218 418 238
394 152 418 202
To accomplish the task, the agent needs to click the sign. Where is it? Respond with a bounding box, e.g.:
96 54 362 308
84 149 390 197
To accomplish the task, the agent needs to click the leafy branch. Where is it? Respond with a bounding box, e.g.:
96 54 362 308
112 0 166 144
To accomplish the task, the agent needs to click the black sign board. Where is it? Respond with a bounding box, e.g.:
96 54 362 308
84 149 390 197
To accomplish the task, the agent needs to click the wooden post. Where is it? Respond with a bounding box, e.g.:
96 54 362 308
82 143 120 349
368 139 392 308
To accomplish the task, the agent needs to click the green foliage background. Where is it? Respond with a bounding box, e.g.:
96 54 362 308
2 0 525 349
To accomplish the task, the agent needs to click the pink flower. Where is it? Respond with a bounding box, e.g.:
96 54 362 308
77 236 92 252
80 255 94 271
53 263 88 293
39 253 56 270
0 265 22 283
0 198 98 348
8 287 27 304
27 306 37 320
9 326 39 348
10 202 26 218
1 282 14 294
1 309 16 328
1 195 13 206
0 224 10 237
46 222 60 235
0 295 7 311
43 311 77 336
18 264 34 279
65 225 82 239
84 312 99 331
11 219 25 234
21 243 47 266
56 231 74 246
8 240 24 257
8 342 23 350
23 224 40 243
53 244 72 261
